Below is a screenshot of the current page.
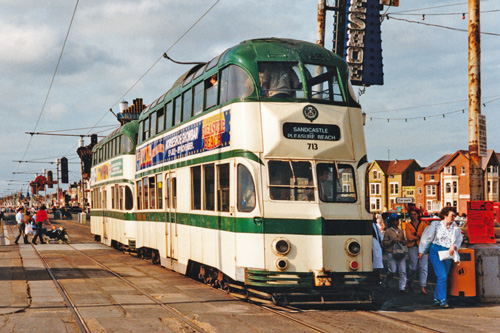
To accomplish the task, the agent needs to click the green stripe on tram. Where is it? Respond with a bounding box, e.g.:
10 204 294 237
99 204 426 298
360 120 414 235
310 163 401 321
90 210 371 236
135 149 263 178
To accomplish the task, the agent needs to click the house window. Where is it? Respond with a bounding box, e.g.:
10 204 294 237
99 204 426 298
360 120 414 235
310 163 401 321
445 183 451 193
390 183 399 195
461 166 465 174
418 174 423 181
418 187 422 194
453 181 457 193
427 185 436 196
370 183 380 195
426 200 432 211
445 166 456 175
430 174 435 180
370 198 381 211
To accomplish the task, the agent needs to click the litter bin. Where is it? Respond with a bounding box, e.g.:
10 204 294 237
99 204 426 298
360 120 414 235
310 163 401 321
54 210 61 219
449 248 476 297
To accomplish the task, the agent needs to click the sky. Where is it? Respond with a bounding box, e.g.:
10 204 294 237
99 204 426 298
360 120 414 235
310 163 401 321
1 0 499 197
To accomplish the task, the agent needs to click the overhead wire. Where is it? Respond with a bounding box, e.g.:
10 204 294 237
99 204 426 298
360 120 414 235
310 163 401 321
58 1 220 161
384 15 500 36
87 0 221 134
17 0 80 170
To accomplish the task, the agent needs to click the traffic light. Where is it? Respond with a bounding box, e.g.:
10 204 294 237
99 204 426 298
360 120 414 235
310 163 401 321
61 157 69 184
47 170 53 188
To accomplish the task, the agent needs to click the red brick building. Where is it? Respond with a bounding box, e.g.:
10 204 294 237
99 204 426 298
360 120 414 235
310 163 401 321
415 150 500 215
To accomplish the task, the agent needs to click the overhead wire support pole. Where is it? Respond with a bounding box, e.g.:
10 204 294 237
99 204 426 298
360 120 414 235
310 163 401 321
468 0 483 200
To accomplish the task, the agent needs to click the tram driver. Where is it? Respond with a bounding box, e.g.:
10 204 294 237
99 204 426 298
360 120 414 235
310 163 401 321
259 62 302 98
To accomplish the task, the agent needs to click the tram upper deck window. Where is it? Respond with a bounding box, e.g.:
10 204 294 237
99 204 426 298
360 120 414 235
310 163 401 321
204 75 218 110
316 163 356 203
166 102 173 130
304 64 344 103
142 117 150 142
220 65 254 104
193 82 204 116
121 135 133 154
268 161 314 201
174 96 182 125
157 107 165 133
258 62 303 99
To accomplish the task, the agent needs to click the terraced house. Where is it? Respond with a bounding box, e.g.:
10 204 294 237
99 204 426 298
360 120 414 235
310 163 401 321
414 150 500 215
368 159 421 213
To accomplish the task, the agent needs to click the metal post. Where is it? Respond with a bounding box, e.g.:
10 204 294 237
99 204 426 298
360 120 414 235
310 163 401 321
56 159 60 207
468 0 484 200
317 0 326 46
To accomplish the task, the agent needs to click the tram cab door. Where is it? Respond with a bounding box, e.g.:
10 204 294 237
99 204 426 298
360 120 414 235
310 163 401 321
235 163 265 269
165 172 178 260
102 188 108 241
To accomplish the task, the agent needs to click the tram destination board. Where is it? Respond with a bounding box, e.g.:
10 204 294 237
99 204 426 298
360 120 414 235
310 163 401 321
283 122 340 141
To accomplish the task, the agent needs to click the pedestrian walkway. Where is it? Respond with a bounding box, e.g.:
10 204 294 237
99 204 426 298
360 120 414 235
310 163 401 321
0 236 29 315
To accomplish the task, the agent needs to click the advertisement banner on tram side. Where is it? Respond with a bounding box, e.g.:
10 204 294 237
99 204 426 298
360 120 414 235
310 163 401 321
93 158 124 183
137 110 231 171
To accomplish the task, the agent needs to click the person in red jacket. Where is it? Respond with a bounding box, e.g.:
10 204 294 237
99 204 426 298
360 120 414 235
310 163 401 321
32 205 51 245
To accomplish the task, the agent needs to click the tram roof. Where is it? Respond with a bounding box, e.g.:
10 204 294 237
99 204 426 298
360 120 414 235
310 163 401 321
94 120 138 148
140 38 351 118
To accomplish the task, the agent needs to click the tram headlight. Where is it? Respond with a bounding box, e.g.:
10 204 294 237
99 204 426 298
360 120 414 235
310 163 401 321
346 238 361 256
272 237 291 256
275 258 289 271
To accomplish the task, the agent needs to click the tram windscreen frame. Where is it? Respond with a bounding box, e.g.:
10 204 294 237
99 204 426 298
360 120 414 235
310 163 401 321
316 163 357 203
304 64 345 103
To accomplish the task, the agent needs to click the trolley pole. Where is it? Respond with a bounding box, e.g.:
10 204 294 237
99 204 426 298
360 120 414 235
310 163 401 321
317 0 326 47
468 0 484 200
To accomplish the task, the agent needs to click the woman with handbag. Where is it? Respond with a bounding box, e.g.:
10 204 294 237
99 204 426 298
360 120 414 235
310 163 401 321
382 216 408 293
404 207 429 294
419 206 463 308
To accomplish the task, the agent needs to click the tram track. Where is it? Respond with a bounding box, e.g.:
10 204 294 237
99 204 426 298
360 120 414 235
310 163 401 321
30 244 91 333
361 310 444 332
32 242 207 333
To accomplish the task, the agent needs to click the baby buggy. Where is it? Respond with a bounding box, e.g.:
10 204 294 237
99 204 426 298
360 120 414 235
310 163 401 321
43 226 70 244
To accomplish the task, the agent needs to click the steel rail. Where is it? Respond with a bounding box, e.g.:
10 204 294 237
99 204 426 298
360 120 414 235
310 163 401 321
362 310 444 333
67 244 207 333
31 244 91 333
259 305 330 333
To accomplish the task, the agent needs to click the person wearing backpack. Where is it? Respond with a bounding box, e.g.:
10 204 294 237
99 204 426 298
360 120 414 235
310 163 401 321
382 216 408 293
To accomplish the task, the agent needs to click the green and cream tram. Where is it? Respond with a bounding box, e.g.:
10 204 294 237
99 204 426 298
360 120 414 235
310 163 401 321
91 38 377 304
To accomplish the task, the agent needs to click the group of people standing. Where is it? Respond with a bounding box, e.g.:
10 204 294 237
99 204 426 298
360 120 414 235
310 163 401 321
14 205 51 245
372 206 463 308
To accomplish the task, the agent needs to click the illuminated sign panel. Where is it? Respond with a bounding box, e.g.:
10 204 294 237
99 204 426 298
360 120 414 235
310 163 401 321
343 0 383 86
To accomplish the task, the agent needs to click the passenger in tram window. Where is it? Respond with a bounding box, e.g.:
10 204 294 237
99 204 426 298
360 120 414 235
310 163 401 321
382 216 408 293
259 63 301 98
404 207 429 295
317 165 334 201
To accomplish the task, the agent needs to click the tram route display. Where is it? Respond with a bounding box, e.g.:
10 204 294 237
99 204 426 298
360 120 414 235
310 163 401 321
90 38 377 305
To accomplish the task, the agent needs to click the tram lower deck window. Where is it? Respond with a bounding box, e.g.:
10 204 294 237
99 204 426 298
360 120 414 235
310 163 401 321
268 161 314 201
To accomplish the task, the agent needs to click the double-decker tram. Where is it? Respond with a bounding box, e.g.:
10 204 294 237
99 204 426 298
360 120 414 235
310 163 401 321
90 38 377 304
